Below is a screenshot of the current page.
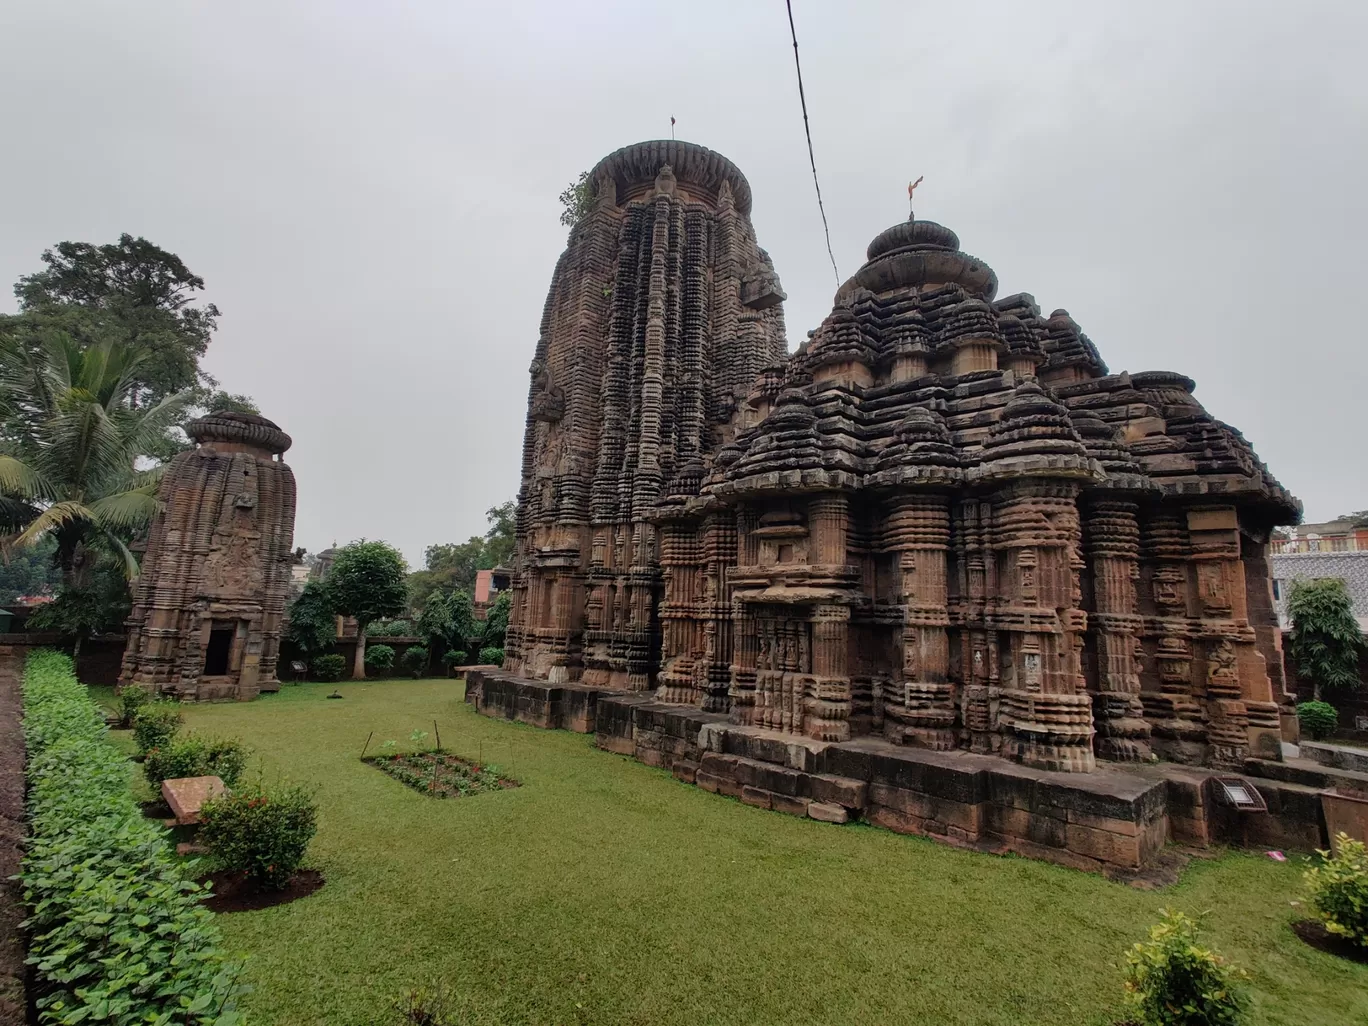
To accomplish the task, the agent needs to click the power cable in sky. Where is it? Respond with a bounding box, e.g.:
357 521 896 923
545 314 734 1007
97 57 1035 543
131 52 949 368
785 0 840 286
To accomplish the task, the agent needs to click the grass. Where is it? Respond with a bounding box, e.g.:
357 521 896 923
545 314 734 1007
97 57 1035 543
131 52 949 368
114 679 1368 1026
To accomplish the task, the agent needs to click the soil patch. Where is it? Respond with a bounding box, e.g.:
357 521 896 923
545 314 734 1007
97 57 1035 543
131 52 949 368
363 750 519 798
1291 918 1368 964
200 869 324 913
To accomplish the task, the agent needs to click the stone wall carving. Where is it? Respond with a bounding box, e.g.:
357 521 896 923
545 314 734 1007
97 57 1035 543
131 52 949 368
508 140 1300 771
120 411 296 702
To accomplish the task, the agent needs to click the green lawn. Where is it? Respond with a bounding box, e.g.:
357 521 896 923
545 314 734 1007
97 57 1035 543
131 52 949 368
132 680 1368 1026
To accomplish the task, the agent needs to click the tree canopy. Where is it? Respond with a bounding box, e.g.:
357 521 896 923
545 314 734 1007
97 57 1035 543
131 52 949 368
408 500 515 608
283 580 338 657
1287 577 1365 701
329 541 409 629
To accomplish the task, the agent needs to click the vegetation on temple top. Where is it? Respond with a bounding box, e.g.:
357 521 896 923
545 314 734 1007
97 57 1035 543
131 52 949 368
558 170 592 229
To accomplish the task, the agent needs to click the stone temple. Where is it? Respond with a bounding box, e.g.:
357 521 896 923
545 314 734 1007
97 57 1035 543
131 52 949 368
481 140 1312 872
121 411 297 701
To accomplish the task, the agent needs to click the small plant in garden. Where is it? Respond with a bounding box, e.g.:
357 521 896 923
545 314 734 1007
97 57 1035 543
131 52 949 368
1123 908 1247 1026
311 653 346 682
200 783 319 891
364 750 517 799
393 982 455 1025
1304 833 1368 947
116 685 148 727
442 649 468 672
478 646 504 666
380 739 398 753
401 645 429 678
366 643 396 675
1296 700 1339 741
132 700 183 754
143 734 249 788
409 729 429 746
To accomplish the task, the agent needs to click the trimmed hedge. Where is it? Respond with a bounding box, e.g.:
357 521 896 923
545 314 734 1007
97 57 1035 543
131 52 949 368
20 650 245 1026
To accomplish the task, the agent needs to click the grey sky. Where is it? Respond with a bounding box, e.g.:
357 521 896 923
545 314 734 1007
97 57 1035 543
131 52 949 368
2 1 1364 567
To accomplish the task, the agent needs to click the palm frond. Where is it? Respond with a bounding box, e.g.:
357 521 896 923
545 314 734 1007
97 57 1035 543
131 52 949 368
87 489 162 532
94 526 142 582
12 501 94 547
0 453 56 500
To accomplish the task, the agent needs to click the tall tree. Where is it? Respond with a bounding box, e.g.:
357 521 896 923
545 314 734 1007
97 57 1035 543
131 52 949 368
327 541 408 679
409 501 516 608
0 335 188 587
283 581 338 659
1287 578 1365 701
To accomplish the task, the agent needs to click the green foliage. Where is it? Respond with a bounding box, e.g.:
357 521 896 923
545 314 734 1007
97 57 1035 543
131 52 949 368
310 653 346 682
19 649 244 1025
284 580 336 655
478 646 505 667
132 699 183 754
1287 578 1365 700
1123 909 1247 1026
116 685 148 728
365 644 396 673
558 170 593 229
0 533 59 602
328 540 408 633
23 558 131 642
441 649 468 669
200 783 318 891
1305 834 1368 947
143 734 249 788
480 590 512 650
392 982 455 1026
408 501 514 608
1296 700 1339 741
366 618 416 638
401 646 429 677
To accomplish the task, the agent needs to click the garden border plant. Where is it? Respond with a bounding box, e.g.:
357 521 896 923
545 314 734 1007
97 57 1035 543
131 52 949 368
19 649 245 1026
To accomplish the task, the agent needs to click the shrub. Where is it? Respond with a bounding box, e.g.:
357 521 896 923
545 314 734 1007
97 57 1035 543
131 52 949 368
20 650 244 1025
200 783 318 891
401 645 429 678
1123 908 1247 1026
365 643 396 673
478 646 504 666
366 618 415 638
442 649 468 669
116 684 148 727
312 652 346 682
132 699 183 754
1304 833 1368 947
1296 700 1339 741
143 734 249 788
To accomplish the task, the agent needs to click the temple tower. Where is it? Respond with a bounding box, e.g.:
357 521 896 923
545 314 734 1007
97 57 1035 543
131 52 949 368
505 141 788 688
120 411 296 701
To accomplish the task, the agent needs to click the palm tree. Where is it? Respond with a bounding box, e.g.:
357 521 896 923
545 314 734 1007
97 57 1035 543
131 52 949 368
0 335 188 588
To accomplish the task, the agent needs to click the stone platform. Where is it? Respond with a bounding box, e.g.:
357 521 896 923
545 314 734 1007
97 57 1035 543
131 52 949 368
465 670 1331 875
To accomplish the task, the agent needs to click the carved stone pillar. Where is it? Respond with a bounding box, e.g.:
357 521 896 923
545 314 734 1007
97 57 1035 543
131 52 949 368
882 495 955 748
1084 498 1152 761
1139 511 1207 763
807 604 851 741
728 507 760 723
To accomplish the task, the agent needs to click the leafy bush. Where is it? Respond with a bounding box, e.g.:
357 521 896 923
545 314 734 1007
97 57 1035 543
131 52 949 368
20 649 244 1025
401 645 429 678
1296 700 1339 741
311 652 346 682
478 646 504 666
132 699 183 754
116 684 148 727
200 783 318 891
365 618 415 638
1304 833 1368 947
143 734 249 788
365 643 396 673
441 649 468 669
1123 908 1247 1026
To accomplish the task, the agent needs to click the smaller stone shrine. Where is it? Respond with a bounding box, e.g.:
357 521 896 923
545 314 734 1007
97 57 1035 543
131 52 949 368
120 411 297 701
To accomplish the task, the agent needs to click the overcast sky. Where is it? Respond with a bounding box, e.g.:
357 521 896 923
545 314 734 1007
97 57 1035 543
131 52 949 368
2 1 1364 566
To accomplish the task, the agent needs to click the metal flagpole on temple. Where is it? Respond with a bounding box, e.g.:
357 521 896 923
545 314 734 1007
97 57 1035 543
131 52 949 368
908 175 923 222
670 115 676 140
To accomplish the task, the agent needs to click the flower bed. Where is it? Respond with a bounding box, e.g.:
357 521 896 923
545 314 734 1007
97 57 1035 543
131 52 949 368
20 649 244 1026
364 751 517 798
